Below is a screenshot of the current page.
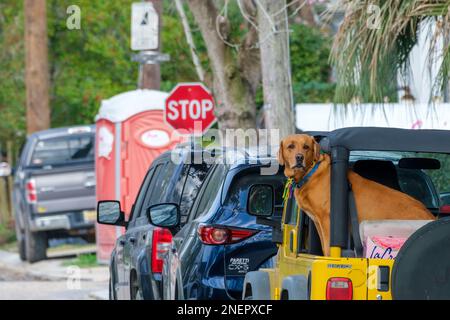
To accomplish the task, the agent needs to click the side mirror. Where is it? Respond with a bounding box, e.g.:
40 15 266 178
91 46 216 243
0 162 12 177
247 184 274 217
440 205 450 215
97 200 126 226
147 203 180 228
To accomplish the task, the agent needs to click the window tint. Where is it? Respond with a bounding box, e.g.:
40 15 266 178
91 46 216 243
179 163 211 223
147 162 177 206
30 135 94 166
224 172 285 217
142 164 164 210
130 168 155 222
194 165 227 219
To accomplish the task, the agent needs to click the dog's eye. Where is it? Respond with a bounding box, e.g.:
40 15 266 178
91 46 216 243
287 144 295 149
303 145 310 150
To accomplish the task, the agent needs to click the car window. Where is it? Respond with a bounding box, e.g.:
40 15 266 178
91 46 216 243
179 163 211 224
193 164 227 220
129 167 155 223
141 163 165 211
398 170 438 208
29 135 94 166
224 171 285 217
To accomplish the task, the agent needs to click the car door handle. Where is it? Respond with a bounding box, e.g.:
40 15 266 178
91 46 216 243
129 237 136 244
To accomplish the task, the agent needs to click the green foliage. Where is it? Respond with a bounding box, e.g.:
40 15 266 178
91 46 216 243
289 24 335 103
63 253 99 268
0 0 334 145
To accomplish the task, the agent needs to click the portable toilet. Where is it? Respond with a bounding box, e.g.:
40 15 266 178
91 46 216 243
95 89 183 263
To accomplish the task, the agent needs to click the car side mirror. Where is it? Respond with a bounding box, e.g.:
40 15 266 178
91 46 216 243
97 200 126 226
247 184 274 217
147 203 180 228
0 162 12 177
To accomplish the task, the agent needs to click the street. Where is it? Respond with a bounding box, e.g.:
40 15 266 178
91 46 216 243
0 247 108 300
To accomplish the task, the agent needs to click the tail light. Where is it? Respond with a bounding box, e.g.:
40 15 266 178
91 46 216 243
26 179 37 204
326 277 353 300
151 227 173 273
198 225 257 245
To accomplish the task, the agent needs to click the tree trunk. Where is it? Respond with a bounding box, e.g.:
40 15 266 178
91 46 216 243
257 0 295 138
186 0 259 131
24 0 50 134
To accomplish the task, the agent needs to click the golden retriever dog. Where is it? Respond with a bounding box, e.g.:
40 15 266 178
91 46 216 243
278 134 435 256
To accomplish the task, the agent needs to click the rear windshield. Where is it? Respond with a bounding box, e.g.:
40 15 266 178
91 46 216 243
29 134 94 167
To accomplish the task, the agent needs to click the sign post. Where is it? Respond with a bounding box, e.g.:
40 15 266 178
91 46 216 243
165 83 217 136
131 1 169 89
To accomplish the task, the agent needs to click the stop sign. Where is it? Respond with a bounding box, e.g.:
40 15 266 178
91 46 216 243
165 83 217 135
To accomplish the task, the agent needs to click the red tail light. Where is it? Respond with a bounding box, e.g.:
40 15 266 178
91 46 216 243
26 179 37 204
326 277 353 300
151 227 172 273
198 225 257 245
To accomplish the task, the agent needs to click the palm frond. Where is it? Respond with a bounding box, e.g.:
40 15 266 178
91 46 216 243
329 0 450 103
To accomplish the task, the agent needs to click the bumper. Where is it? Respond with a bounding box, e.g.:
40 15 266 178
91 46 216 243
30 211 95 232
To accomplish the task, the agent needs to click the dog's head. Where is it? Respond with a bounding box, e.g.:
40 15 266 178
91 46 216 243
278 134 321 179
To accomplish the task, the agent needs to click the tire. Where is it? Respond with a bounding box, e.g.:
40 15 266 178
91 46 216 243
242 271 271 300
281 275 309 300
109 277 115 300
131 273 143 300
24 225 47 263
14 219 26 261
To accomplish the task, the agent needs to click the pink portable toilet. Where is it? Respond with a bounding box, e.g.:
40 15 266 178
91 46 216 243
95 89 183 263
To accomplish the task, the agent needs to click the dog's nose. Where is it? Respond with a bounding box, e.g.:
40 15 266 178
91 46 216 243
295 154 304 163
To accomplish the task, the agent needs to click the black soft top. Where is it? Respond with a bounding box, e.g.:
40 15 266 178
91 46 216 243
320 127 450 154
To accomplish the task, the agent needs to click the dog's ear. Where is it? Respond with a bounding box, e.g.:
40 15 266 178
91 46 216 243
313 138 321 162
278 140 285 166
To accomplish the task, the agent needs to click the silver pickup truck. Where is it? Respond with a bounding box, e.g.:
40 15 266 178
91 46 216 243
13 126 96 262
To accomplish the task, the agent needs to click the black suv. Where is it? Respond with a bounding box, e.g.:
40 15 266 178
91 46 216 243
97 145 212 300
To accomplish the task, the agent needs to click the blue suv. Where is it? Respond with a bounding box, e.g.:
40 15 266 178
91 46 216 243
147 151 285 300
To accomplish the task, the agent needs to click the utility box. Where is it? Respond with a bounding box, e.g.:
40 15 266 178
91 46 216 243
95 89 182 263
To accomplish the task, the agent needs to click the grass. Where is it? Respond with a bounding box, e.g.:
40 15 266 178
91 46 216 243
62 253 99 268
0 223 16 245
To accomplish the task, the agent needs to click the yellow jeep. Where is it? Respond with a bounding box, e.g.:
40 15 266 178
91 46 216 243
243 127 450 300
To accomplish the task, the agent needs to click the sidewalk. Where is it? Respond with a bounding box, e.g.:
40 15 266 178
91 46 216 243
0 248 109 300
0 249 109 282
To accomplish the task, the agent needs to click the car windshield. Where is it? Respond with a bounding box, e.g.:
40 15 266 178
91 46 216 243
350 150 450 210
29 135 94 167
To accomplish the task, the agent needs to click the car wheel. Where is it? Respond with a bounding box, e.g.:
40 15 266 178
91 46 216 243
24 224 47 263
109 277 115 300
15 220 26 261
131 275 143 300
18 237 26 261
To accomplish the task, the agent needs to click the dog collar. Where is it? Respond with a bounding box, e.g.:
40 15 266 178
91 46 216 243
282 161 322 200
294 161 322 189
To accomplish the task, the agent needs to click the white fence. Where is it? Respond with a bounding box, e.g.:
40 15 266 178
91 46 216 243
296 103 450 132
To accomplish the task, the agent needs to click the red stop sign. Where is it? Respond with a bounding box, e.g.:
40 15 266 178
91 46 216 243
165 83 217 135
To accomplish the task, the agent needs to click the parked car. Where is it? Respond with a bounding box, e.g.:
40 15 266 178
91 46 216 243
13 125 96 263
97 145 213 300
150 151 286 300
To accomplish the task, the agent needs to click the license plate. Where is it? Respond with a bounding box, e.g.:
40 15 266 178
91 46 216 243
83 210 97 222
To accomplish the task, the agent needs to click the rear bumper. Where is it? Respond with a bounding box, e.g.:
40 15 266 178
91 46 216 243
30 211 95 232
